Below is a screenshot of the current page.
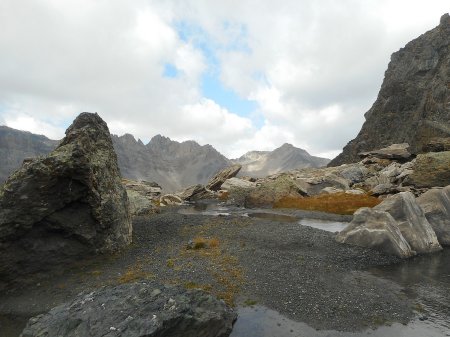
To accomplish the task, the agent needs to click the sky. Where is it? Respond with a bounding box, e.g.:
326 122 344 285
0 1 448 159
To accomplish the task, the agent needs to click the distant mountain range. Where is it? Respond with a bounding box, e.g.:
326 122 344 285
233 143 330 177
0 126 329 192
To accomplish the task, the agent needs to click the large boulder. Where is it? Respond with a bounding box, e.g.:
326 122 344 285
21 282 236 337
374 192 442 254
336 208 415 258
0 113 132 281
206 164 241 191
417 186 450 246
178 184 214 201
123 179 161 216
407 151 450 188
358 143 412 161
221 177 256 190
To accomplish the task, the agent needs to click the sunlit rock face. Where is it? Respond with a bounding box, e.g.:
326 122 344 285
330 14 450 166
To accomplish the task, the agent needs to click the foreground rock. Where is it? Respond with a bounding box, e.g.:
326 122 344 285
0 113 132 282
336 208 414 258
21 282 236 337
123 179 162 216
206 164 242 191
417 186 450 245
330 14 450 166
374 192 442 254
407 151 450 188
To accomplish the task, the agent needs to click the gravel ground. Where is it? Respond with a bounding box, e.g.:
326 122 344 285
0 208 415 335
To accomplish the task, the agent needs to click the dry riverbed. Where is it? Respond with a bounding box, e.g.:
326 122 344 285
1 206 445 336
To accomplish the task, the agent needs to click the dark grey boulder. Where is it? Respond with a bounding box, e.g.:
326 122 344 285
336 208 415 258
20 282 236 337
0 112 132 282
417 186 450 246
374 192 442 254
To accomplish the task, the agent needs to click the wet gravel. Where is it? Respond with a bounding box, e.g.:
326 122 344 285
0 209 415 335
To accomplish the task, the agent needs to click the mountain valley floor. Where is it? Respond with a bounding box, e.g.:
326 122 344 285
1 206 449 336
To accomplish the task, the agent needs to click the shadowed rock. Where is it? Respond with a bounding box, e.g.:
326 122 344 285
20 282 237 337
374 192 442 254
336 208 415 258
330 14 450 166
0 112 132 282
417 186 450 245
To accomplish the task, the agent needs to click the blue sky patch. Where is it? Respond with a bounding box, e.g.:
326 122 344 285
163 63 179 78
174 20 257 119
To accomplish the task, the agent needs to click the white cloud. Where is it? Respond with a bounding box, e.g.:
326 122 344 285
0 0 448 159
5 114 65 139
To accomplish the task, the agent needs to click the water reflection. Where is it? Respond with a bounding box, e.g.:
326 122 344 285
299 219 348 233
232 249 450 337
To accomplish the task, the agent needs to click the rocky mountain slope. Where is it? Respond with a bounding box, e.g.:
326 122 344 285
0 127 329 192
233 143 330 177
112 134 231 192
329 13 450 166
0 126 59 182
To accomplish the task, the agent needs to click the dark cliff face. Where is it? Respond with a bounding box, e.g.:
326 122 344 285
0 126 59 182
329 14 450 166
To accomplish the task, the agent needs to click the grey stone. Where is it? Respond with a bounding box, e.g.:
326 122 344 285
321 187 344 194
221 177 256 190
0 113 132 282
159 194 183 206
20 281 236 337
417 186 450 246
358 143 412 161
336 208 415 258
374 192 442 254
206 164 242 191
178 184 213 201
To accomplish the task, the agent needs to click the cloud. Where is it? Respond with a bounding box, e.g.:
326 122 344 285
0 0 448 158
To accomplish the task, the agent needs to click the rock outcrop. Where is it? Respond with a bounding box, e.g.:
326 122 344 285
417 186 450 245
374 192 442 254
0 113 132 282
206 164 242 191
358 143 412 161
123 179 162 216
178 184 214 201
21 282 236 337
407 151 450 187
336 208 414 258
330 14 450 166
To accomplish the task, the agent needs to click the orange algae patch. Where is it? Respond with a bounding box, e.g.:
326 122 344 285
273 192 381 215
